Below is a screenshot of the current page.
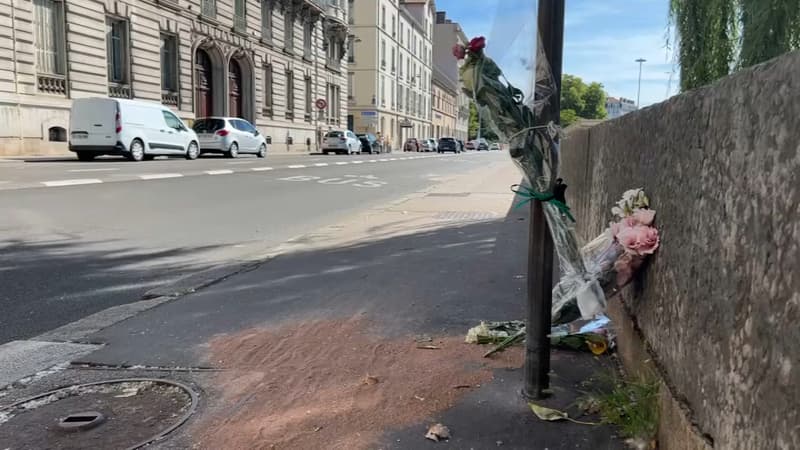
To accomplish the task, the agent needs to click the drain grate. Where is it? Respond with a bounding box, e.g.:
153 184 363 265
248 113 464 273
58 411 106 432
434 211 498 221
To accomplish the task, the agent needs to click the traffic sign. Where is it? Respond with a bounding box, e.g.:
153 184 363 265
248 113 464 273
315 98 328 110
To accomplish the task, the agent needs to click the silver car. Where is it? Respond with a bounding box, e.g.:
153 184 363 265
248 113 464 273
193 117 267 158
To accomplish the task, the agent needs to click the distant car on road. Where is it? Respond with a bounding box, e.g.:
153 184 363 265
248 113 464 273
422 139 438 152
323 130 362 155
404 138 421 152
193 117 267 158
456 139 465 152
474 139 489 151
489 142 501 151
356 133 382 154
437 137 460 153
464 141 476 151
69 97 200 162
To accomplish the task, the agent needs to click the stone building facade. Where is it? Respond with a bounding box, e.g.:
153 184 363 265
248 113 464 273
431 66 456 139
348 0 434 151
432 10 468 142
0 0 349 156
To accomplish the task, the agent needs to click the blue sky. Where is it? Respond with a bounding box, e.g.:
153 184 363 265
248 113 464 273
435 0 678 107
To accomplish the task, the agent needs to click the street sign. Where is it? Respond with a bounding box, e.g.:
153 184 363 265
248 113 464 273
315 98 328 110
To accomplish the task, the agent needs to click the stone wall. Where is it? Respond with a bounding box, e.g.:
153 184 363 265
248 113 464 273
559 51 800 449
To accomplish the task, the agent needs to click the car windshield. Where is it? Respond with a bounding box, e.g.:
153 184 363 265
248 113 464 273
326 131 344 138
440 138 455 142
192 119 225 133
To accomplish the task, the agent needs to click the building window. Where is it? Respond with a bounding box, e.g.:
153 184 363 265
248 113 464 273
303 21 312 59
263 64 273 117
305 76 312 121
347 72 354 100
391 81 395 109
261 0 273 41
284 11 294 52
106 16 131 98
326 83 340 124
380 75 385 106
233 0 246 33
160 33 179 105
285 70 294 119
201 0 216 18
381 6 386 29
347 36 355 63
33 0 67 95
399 53 403 78
392 15 396 36
381 40 386 69
348 0 354 25
400 23 404 45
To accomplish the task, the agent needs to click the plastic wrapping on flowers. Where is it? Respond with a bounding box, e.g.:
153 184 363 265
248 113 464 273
455 37 659 324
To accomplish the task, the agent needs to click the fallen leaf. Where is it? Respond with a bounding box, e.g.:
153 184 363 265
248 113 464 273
425 423 450 442
529 402 568 421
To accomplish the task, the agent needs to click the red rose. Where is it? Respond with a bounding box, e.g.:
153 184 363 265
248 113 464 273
452 44 466 60
468 36 486 53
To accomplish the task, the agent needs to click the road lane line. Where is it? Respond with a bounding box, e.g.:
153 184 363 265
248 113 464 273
205 170 233 175
139 173 183 180
288 164 306 168
335 162 349 165
314 163 329 167
368 159 377 163
251 167 274 171
42 179 103 187
68 168 120 173
352 161 364 164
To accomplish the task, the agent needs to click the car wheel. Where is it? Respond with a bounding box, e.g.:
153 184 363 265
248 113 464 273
257 144 267 158
76 152 95 162
227 142 239 158
127 139 145 162
185 141 200 160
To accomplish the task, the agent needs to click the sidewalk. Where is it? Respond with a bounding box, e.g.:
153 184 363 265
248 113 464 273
0 157 622 449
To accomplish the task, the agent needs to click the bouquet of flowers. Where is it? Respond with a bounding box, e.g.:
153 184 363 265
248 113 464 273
455 37 660 324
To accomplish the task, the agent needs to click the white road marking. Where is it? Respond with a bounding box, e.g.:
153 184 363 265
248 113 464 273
288 164 306 168
352 161 364 164
378 159 389 162
68 168 120 173
251 167 274 171
335 162 349 165
368 159 377 163
205 170 233 175
42 179 103 187
139 173 183 180
314 163 329 167
388 158 397 161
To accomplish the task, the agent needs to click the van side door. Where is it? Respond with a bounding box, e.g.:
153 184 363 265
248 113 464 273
159 110 189 154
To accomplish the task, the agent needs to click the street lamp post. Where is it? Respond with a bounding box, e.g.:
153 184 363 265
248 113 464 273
635 58 646 108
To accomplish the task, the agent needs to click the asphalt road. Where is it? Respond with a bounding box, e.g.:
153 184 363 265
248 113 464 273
0 150 500 344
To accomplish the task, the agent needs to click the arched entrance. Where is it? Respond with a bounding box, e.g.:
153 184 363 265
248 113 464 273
195 49 213 118
228 59 242 118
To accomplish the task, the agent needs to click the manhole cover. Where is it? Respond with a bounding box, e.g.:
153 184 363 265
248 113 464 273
0 378 197 450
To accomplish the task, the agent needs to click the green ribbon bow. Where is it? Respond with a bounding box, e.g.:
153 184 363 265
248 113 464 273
511 184 576 222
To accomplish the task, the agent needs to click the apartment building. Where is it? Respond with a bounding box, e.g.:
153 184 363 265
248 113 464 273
431 67 456 139
433 10 468 142
348 0 434 150
0 0 349 156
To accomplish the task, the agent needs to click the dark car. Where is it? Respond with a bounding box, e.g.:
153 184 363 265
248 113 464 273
456 140 465 152
356 133 382 154
404 138 421 152
437 137 460 153
476 139 489 151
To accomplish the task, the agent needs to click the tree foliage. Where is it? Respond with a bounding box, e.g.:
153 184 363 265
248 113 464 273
559 74 607 127
468 101 479 139
670 0 800 91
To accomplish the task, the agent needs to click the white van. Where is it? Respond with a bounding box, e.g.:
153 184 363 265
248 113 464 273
69 98 200 162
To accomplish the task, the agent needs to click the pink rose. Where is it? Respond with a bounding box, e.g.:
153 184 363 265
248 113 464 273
618 225 659 255
616 226 641 253
452 44 466 60
611 217 638 238
632 208 656 226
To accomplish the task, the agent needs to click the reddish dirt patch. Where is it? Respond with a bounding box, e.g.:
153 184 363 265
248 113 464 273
193 318 522 449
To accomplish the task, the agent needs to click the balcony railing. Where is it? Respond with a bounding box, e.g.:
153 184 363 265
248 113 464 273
108 83 132 99
37 74 67 95
161 91 179 106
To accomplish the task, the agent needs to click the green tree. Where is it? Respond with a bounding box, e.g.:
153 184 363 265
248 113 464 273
669 0 800 91
468 101 479 139
559 75 607 126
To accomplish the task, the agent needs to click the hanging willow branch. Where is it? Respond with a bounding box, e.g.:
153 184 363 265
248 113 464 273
669 0 800 91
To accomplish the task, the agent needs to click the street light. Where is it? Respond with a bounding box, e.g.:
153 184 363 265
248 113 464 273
635 58 646 108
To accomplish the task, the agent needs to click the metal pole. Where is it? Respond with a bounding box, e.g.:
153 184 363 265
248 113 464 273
636 58 646 108
523 0 564 401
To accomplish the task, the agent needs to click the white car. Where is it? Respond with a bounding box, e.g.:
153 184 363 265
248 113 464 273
323 130 362 155
489 142 501 151
422 139 437 152
192 117 267 158
69 97 199 161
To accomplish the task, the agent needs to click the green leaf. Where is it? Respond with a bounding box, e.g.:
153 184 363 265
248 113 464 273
529 402 569 421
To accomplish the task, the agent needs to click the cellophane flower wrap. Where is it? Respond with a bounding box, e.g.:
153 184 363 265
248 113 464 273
455 37 660 325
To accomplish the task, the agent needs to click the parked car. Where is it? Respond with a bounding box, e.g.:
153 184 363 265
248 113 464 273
464 141 476 151
193 117 267 158
322 130 361 155
356 133 382 154
489 142 501 151
422 139 438 152
437 137 460 153
404 138 421 152
69 97 199 162
456 139 465 152
475 138 489 151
